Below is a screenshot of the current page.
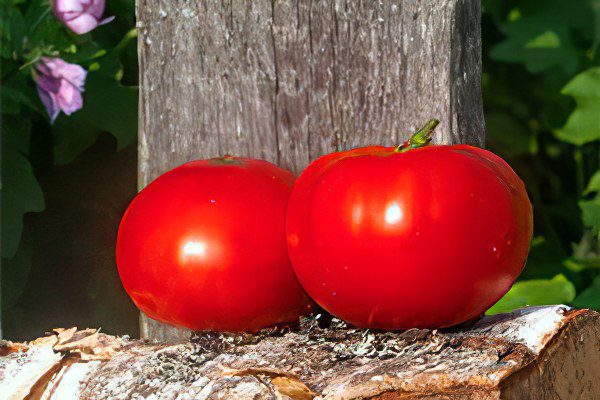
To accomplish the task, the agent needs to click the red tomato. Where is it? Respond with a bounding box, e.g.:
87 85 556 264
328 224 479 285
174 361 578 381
117 157 312 332
286 123 533 330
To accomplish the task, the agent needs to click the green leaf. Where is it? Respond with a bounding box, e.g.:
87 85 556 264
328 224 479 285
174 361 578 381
50 26 139 163
584 171 600 195
0 2 25 58
555 67 600 145
2 237 32 309
525 30 561 49
566 231 600 271
489 0 593 74
579 197 600 229
519 235 569 280
53 72 138 164
104 0 136 27
61 41 104 64
482 0 504 24
486 111 536 157
23 0 51 37
487 274 576 315
572 275 600 310
565 258 600 271
1 85 33 115
24 0 74 59
1 116 45 259
0 69 40 115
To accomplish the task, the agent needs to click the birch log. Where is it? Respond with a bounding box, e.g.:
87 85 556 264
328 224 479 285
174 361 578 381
2 306 599 399
137 0 485 341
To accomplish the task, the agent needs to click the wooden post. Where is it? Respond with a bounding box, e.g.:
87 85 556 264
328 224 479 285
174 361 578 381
136 0 485 341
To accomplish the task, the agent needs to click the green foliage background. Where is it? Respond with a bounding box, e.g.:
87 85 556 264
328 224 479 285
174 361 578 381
484 0 600 312
1 0 138 320
0 0 599 327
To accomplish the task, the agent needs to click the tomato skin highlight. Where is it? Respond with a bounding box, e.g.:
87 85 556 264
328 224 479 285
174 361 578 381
117 157 312 332
286 145 533 330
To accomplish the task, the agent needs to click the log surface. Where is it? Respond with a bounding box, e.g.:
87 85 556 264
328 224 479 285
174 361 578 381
1 306 599 399
136 0 485 341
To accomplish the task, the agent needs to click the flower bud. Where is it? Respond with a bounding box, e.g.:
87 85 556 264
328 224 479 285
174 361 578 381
34 57 87 123
52 0 114 35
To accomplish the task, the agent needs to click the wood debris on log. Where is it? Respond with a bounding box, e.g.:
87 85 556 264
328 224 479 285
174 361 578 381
0 305 598 399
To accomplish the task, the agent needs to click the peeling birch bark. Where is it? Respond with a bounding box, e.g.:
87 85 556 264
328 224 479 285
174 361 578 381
1 306 599 399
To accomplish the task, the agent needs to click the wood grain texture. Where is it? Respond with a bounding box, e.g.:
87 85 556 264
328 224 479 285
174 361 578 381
2 307 599 399
499 309 600 400
136 0 484 340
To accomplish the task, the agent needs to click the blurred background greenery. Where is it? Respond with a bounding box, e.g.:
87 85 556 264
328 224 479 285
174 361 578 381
1 0 599 340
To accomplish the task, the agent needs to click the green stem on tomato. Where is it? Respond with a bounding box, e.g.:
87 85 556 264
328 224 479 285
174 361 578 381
395 119 440 153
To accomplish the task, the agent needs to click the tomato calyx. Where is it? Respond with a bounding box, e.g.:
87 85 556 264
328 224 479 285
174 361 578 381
209 154 243 166
395 118 440 153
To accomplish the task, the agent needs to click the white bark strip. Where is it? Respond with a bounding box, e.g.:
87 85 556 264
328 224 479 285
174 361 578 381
1 306 599 399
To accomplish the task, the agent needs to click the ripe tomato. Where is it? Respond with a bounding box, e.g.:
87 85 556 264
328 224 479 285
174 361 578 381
286 121 533 330
117 157 312 332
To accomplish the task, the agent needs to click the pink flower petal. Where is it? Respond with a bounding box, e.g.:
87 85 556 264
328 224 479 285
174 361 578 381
35 73 61 95
58 11 85 22
37 86 60 123
35 59 54 77
63 13 99 34
37 58 86 89
57 80 84 115
53 0 110 34
99 15 115 26
54 0 85 14
57 63 87 89
85 0 106 19
34 57 86 122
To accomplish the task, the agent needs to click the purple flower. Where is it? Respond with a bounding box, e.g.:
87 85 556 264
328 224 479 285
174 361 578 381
34 57 87 123
52 0 114 35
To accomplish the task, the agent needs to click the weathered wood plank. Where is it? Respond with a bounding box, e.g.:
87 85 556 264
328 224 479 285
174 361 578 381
136 0 484 341
1 307 598 399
